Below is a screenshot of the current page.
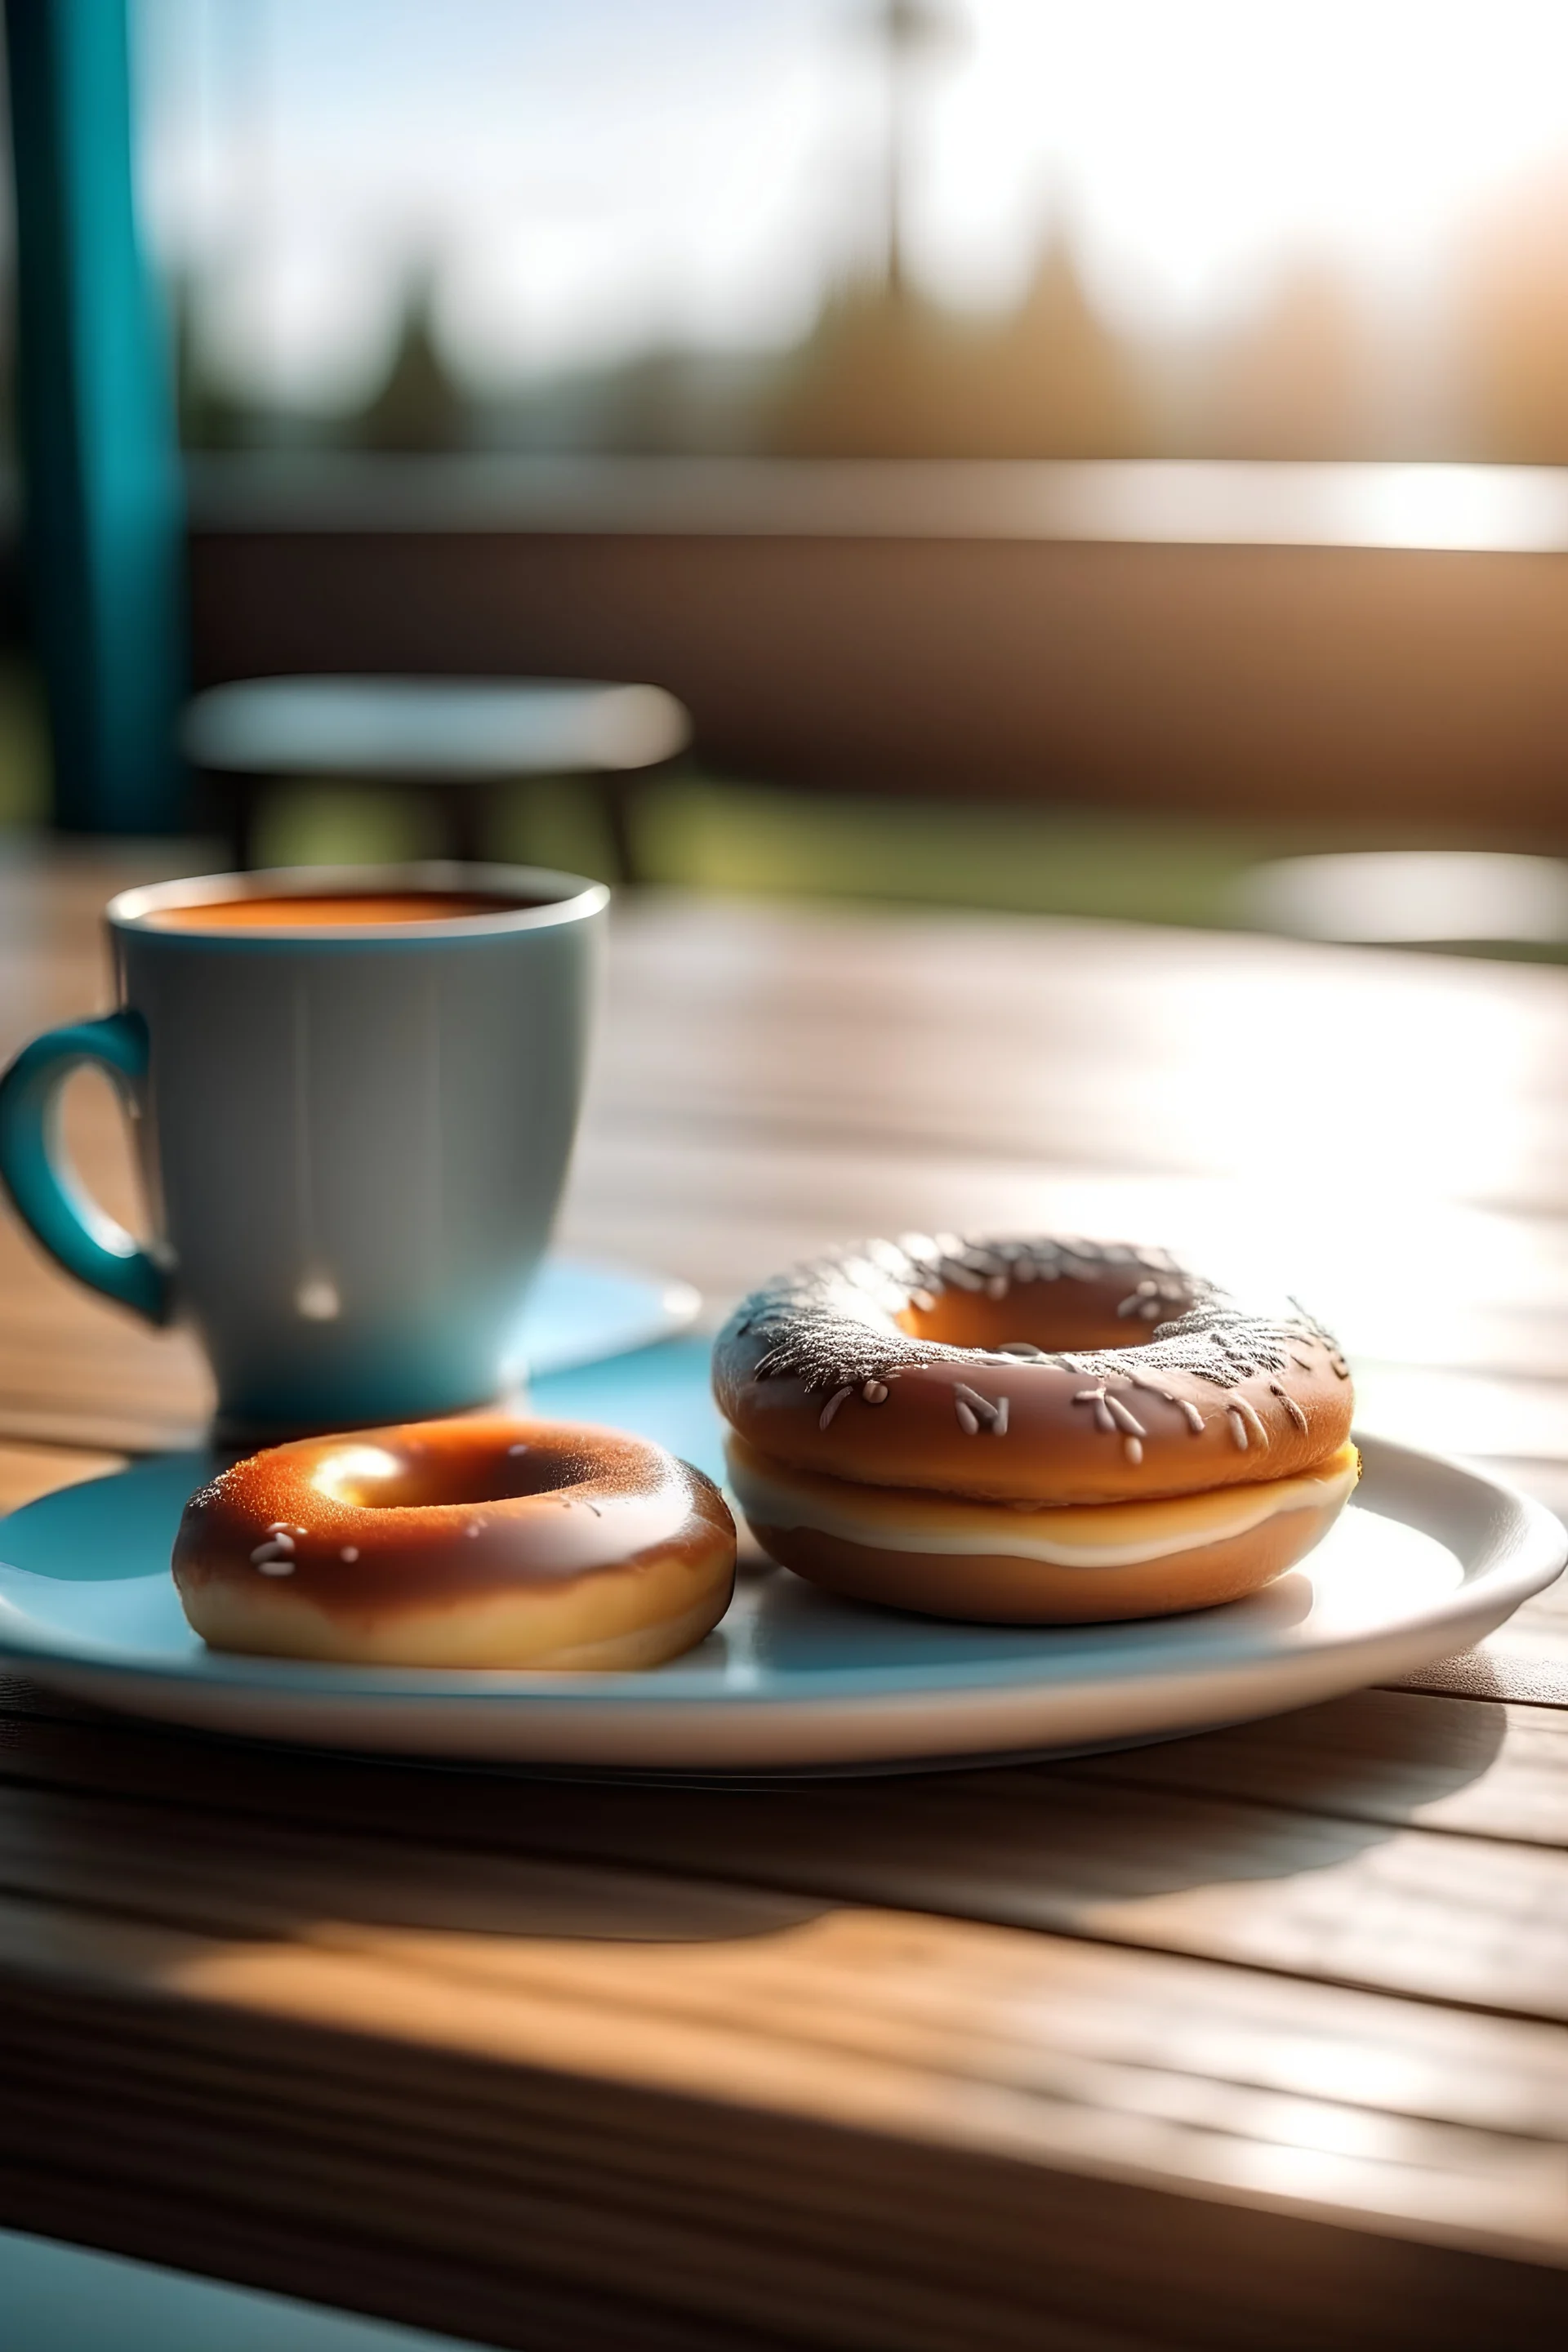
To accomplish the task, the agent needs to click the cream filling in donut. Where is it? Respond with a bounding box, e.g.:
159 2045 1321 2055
725 1434 1361 1566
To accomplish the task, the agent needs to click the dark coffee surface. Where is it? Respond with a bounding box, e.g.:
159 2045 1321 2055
150 891 546 930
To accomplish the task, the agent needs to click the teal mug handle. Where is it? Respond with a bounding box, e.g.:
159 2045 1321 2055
0 1011 171 1324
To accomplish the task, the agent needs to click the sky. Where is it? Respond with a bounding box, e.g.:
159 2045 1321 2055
133 0 1568 408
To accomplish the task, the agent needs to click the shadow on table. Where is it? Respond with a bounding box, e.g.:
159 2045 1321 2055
482 1687 1510 1924
2 1670 1508 1949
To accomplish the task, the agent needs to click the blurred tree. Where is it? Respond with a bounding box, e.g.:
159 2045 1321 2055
766 274 960 455
767 224 1146 459
353 274 470 452
1454 164 1568 462
1198 263 1378 458
963 229 1146 457
580 347 774 456
170 274 257 450
166 10 1568 474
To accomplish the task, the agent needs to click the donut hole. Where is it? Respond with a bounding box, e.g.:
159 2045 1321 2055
313 1438 593 1512
896 1285 1158 1354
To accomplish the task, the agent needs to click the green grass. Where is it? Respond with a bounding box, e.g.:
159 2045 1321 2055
250 781 448 868
0 662 51 827
246 768 1518 935
634 776 1282 926
243 771 1290 928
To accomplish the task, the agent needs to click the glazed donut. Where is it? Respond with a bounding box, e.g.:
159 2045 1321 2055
713 1234 1357 1623
173 1417 736 1668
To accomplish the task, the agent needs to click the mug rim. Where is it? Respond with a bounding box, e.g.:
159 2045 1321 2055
106 860 611 944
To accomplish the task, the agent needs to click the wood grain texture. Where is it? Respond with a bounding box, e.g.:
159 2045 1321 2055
0 1441 125 1513
3 862 1568 2345
1 1790 1567 2349
0 1698 1560 2017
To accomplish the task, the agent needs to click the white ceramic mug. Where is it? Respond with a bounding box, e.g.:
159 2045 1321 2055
0 862 608 1438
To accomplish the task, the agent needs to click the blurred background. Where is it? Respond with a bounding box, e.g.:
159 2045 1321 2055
143 0 1568 470
12 0 1568 938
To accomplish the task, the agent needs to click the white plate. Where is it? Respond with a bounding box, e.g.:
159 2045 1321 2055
0 1337 1559 1772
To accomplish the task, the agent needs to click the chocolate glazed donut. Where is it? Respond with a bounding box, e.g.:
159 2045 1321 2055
713 1235 1358 1624
174 1417 736 1668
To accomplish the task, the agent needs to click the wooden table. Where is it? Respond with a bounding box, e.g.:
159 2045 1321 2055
2 848 1567 2350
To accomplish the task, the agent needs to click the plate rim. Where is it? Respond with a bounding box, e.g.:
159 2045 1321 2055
0 1430 1559 1712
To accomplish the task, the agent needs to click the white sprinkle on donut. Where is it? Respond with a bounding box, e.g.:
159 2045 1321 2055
819 1385 854 1430
953 1382 1008 1433
1124 1368 1205 1434
1269 1381 1310 1432
1228 1392 1270 1447
1103 1394 1147 1440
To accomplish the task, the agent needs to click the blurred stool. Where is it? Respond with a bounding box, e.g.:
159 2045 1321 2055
1236 851 1568 951
183 676 692 882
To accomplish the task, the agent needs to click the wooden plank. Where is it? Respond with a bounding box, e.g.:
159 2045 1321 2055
2 1870 1567 2348
592 909 1568 1237
1392 1610 1568 1708
1063 1688 1568 1842
0 1440 125 1513
276 1764 1568 2029
1 1757 1566 2156
6 1862 1568 2342
0 2167 775 2352
2 1704 1568 2026
6 1686 1568 2115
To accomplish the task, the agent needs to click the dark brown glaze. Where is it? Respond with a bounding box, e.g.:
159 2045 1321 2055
173 1417 734 1623
712 1234 1354 1505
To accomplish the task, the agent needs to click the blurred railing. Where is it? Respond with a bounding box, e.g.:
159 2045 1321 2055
189 455 1568 552
173 456 1568 830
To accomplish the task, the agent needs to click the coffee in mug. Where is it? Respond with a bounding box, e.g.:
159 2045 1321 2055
149 890 548 930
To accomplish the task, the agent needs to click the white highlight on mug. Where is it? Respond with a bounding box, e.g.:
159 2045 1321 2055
295 1274 341 1321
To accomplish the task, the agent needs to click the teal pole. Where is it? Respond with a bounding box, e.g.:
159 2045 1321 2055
6 0 187 833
